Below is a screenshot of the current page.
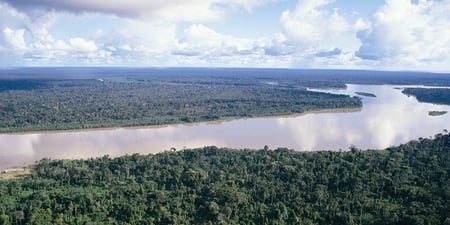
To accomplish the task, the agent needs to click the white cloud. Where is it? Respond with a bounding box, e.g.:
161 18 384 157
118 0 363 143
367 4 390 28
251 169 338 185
0 3 28 55
356 0 450 70
123 20 178 53
0 0 363 68
1 0 449 71
266 0 361 68
353 18 371 32
179 24 251 54
0 3 62 65
2 27 27 50
54 40 70 51
171 24 271 66
69 37 97 52
279 0 350 45
25 10 58 44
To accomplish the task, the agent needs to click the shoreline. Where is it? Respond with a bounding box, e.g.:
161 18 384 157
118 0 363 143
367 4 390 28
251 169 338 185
0 107 362 135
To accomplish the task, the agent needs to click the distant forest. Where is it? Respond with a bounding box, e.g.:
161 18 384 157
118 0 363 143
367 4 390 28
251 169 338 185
0 69 365 133
402 88 450 105
1 68 450 133
1 133 449 224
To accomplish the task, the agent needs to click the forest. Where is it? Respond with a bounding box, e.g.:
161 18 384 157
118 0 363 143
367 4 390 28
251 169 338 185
0 69 365 133
0 67 450 133
402 88 450 105
0 133 449 225
2 68 450 133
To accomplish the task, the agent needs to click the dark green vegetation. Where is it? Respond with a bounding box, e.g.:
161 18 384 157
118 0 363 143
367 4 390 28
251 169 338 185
2 68 450 133
355 92 376 97
429 111 448 116
1 133 449 224
1 68 450 133
402 88 450 105
0 68 368 133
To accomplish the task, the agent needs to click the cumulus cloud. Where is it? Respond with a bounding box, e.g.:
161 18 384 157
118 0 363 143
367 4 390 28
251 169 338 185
265 0 358 68
356 0 450 69
180 24 240 56
2 28 27 50
101 20 180 65
1 0 448 70
69 37 97 52
174 24 268 59
0 3 27 54
279 0 350 45
26 11 58 44
0 3 60 60
0 0 356 68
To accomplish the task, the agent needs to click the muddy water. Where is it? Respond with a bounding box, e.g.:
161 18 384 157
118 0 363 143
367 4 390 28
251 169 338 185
1 84 449 170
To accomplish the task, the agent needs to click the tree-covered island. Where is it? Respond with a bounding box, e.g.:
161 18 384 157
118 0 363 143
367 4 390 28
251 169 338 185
402 88 450 105
0 71 362 133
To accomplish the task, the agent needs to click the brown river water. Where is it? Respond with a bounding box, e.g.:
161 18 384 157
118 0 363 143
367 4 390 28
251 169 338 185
1 84 449 170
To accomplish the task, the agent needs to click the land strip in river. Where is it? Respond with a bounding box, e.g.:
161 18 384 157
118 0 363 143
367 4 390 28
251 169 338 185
0 70 363 133
1 68 450 133
402 87 450 105
428 111 448 116
2 107 362 135
355 91 376 97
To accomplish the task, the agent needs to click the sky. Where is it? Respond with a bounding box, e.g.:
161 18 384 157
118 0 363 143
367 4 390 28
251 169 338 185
0 0 449 71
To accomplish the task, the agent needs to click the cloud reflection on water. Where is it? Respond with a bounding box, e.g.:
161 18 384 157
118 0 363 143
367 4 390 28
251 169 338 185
277 85 449 150
1 84 449 170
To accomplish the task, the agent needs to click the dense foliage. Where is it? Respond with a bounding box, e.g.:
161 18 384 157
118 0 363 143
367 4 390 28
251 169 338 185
0 71 362 133
2 68 450 133
1 133 449 225
402 88 450 105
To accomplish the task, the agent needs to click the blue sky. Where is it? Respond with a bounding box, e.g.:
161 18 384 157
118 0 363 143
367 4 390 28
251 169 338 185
0 0 449 71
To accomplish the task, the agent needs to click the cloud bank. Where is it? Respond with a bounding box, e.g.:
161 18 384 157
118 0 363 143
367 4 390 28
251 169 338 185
1 0 274 22
356 0 450 70
0 0 449 71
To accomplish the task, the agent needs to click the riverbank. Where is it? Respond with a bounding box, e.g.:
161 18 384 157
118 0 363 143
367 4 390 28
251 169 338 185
1 134 449 224
0 168 31 180
1 106 362 135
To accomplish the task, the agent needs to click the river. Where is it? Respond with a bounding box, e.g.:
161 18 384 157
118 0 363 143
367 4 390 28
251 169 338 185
1 84 449 170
